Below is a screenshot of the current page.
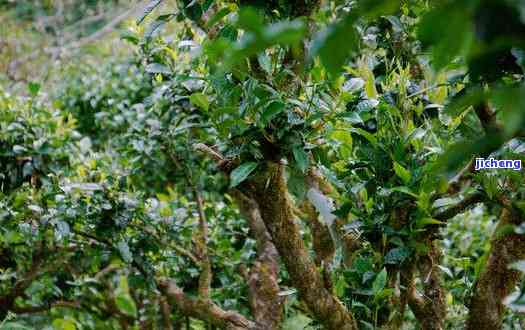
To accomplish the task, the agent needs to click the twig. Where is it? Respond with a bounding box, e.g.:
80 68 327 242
433 191 485 221
407 83 449 99
72 229 149 280
193 143 225 163
12 300 81 314
166 150 212 298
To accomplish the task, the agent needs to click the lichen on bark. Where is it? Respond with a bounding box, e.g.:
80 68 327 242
242 161 358 330
466 207 525 330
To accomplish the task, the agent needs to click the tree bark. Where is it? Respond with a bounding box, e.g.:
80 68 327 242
159 279 257 330
243 162 358 330
233 191 283 330
466 207 525 330
405 242 446 330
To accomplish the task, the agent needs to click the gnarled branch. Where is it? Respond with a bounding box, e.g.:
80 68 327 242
243 162 358 330
159 278 256 330
466 206 525 330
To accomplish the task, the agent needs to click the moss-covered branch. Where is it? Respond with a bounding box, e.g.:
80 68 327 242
466 206 525 330
233 190 283 330
404 242 446 330
243 162 358 330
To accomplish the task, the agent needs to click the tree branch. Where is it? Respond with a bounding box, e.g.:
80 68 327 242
405 243 447 330
194 144 358 329
192 186 212 299
243 162 358 330
433 191 485 221
158 278 256 330
232 190 283 329
72 229 149 279
466 205 525 330
166 149 212 299
12 300 81 314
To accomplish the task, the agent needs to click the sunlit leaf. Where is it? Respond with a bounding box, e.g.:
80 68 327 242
189 93 210 111
393 162 411 185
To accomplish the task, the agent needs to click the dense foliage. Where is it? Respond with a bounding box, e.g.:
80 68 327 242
1 1 525 329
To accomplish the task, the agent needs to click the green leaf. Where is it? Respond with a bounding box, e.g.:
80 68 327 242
117 240 133 263
330 130 353 146
28 82 40 97
292 147 309 173
335 273 349 297
190 93 210 111
416 217 445 228
52 319 76 330
236 7 264 32
492 84 525 137
349 127 377 145
261 101 285 124
222 9 305 67
262 20 305 45
434 132 505 174
444 86 485 117
418 3 473 70
393 162 411 185
372 268 387 296
115 294 138 318
282 313 313 330
309 1 398 75
340 112 363 124
230 162 258 188
288 167 307 200
257 53 272 75
309 0 401 74
115 276 138 318
1 322 33 330
309 15 358 76
121 31 140 44
205 5 236 28
390 186 418 198
359 0 401 18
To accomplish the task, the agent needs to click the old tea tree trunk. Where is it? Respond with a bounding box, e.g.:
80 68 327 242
243 161 358 330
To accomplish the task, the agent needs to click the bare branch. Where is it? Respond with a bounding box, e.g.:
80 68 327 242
193 146 358 329
159 278 257 330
